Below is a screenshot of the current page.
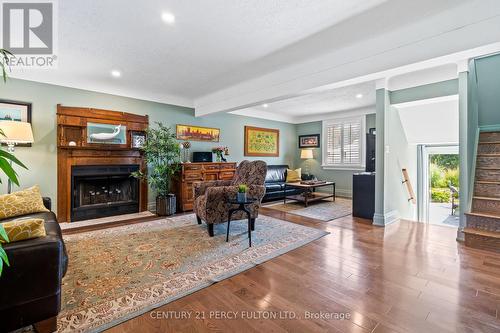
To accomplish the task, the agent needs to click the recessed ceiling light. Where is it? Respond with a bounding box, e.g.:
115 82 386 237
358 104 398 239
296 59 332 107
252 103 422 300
161 12 176 25
262 103 269 108
355 93 363 99
111 70 121 78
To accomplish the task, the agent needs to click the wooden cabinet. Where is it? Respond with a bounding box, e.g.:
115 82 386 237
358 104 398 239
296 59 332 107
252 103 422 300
173 162 237 212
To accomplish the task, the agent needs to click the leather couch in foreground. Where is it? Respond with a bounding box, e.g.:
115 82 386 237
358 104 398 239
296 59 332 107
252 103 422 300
0 198 68 333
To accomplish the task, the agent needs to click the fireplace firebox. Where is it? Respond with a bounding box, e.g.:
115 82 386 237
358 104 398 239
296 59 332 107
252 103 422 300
71 165 139 221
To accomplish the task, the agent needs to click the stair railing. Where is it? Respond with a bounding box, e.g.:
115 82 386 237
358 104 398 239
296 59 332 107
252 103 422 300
402 168 416 204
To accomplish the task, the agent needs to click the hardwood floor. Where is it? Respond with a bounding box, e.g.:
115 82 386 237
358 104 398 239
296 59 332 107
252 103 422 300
105 208 500 333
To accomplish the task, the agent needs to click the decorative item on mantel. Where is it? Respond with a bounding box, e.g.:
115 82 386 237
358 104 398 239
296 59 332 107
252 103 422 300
87 123 126 144
181 141 191 163
212 146 228 162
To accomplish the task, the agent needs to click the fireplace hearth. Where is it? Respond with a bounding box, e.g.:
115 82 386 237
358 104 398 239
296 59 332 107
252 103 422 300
71 165 139 221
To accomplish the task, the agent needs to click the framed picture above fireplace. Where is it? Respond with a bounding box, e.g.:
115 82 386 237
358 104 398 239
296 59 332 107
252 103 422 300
87 122 127 144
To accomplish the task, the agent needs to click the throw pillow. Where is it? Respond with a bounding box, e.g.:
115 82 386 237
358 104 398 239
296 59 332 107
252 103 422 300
1 218 46 243
286 168 302 182
0 185 49 220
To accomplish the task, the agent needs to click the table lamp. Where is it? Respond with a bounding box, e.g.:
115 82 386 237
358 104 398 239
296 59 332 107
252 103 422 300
300 148 313 176
0 120 34 193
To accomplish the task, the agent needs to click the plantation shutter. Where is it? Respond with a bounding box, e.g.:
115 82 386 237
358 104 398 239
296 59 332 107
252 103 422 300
323 116 364 167
326 123 342 165
342 119 362 165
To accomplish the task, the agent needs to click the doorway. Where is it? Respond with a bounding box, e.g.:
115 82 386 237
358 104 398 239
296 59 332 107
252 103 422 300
417 145 459 226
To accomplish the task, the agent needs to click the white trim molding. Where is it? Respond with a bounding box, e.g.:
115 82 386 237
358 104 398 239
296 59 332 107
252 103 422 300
373 210 400 226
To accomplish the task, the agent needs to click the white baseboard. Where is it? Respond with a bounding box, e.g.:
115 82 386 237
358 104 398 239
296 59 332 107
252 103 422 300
373 210 400 226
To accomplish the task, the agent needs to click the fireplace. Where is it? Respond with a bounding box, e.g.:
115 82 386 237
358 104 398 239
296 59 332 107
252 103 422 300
71 165 140 221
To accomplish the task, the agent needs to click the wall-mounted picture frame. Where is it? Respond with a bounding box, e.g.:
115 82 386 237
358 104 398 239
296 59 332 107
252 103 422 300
131 131 146 148
298 134 320 148
244 126 279 157
0 99 32 147
176 124 220 142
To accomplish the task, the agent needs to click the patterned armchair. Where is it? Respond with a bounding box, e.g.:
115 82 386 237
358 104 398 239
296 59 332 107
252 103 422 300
193 160 267 236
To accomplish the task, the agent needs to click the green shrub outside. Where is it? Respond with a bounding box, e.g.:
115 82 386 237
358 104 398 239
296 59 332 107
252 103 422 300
430 160 459 203
431 188 451 203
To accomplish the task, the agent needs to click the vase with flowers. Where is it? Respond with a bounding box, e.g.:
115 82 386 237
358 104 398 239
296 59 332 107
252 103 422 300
212 146 227 162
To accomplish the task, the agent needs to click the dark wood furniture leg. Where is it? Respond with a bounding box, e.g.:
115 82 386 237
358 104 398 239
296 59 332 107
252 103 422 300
283 184 287 204
226 203 253 247
34 316 57 333
208 223 214 237
226 209 236 242
196 215 202 224
333 183 336 202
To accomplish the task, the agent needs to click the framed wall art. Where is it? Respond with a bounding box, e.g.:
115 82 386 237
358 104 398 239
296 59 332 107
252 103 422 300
176 124 220 142
298 134 320 148
244 126 279 157
0 99 32 123
131 131 146 148
0 99 32 147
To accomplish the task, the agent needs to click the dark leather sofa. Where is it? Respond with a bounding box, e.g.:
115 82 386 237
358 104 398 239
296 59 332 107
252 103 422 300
0 198 68 333
263 165 306 202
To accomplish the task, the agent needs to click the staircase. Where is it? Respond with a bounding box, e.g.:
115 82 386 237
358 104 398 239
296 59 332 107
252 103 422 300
464 131 500 253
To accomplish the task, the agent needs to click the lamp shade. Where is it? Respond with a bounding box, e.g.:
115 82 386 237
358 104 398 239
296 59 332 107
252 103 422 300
0 120 34 144
300 149 313 159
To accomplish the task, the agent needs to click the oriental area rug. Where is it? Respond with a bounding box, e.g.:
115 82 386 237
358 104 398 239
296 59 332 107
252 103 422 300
57 214 328 332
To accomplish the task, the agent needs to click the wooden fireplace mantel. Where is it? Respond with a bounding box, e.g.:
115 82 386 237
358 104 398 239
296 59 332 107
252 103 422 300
56 105 149 222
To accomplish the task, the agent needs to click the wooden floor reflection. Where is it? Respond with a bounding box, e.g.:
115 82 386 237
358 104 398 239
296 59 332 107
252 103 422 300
107 208 500 333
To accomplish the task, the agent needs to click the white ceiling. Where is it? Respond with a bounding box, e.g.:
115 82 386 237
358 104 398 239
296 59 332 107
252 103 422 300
396 98 459 145
231 81 376 123
8 0 387 106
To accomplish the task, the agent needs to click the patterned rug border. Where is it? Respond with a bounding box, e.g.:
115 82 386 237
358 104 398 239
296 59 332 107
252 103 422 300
59 214 329 333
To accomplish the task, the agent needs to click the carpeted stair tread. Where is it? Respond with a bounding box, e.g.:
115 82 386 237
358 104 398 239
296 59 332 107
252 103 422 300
475 181 500 185
477 153 500 157
466 211 500 219
463 227 500 239
479 141 500 144
473 196 500 201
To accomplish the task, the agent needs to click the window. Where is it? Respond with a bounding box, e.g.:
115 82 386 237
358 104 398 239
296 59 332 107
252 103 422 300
322 116 365 169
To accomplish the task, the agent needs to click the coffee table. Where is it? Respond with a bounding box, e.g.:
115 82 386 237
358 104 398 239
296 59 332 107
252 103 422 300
226 198 256 247
284 181 335 207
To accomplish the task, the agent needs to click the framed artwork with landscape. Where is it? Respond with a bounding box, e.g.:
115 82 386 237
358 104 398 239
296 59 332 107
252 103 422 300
0 99 32 123
0 99 32 147
176 124 220 142
298 134 320 148
244 126 279 157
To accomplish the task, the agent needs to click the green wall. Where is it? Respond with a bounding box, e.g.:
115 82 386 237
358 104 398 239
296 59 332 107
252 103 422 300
474 54 500 127
0 78 297 210
294 113 376 197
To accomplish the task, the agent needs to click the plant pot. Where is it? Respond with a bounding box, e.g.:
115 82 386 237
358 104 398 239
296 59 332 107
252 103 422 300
237 192 247 203
156 194 176 216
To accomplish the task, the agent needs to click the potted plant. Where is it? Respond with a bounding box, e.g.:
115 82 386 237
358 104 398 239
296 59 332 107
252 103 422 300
1 48 12 83
0 128 28 276
132 122 181 216
237 184 248 202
